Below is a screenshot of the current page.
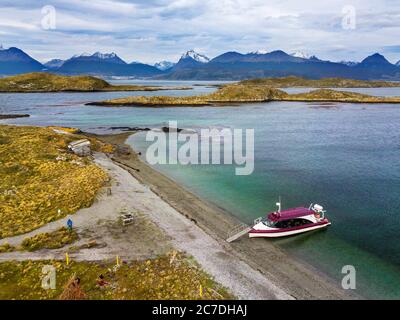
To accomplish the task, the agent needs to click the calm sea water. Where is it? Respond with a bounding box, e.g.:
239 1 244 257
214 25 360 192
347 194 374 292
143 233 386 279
1 82 400 299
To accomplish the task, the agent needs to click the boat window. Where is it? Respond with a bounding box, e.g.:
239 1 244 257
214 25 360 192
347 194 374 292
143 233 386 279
263 219 275 227
274 218 312 229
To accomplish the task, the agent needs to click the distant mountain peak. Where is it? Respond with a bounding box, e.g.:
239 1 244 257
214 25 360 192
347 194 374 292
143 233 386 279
0 46 41 63
70 51 126 64
0 46 44 75
93 52 118 59
339 60 359 66
44 59 65 69
248 49 268 55
291 51 311 59
154 60 175 70
181 50 210 63
361 53 391 65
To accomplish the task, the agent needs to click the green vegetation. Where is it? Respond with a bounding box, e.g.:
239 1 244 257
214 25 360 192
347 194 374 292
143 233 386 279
0 125 109 238
239 76 400 88
0 253 232 300
20 227 79 251
0 72 190 92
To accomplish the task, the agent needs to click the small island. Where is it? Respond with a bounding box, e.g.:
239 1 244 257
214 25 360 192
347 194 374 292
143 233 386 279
0 72 191 93
87 78 400 107
238 76 400 88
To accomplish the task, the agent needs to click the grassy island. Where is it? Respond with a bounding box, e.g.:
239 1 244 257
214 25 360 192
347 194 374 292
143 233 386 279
0 73 190 92
87 84 288 107
239 76 400 88
88 80 400 107
283 89 400 103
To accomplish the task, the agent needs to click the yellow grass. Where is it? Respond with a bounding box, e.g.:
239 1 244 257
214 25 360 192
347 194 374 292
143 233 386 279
0 253 233 300
0 125 108 238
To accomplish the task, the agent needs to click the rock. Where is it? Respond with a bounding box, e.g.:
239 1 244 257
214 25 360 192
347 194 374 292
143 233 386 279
0 114 30 119
110 126 151 132
116 145 131 155
161 126 183 133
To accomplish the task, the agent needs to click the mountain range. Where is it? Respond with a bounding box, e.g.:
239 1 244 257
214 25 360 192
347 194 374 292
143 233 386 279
1 46 400 80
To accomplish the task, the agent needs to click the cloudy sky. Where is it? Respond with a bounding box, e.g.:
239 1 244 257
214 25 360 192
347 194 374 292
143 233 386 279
1 0 400 64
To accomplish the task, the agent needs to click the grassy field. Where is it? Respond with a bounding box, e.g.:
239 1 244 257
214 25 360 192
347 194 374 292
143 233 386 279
0 125 109 238
0 253 232 300
0 73 189 92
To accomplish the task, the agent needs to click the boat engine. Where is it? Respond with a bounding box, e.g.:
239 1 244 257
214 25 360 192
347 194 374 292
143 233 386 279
312 204 324 213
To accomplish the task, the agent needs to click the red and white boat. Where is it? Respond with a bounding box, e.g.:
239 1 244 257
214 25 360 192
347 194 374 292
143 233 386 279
249 202 331 238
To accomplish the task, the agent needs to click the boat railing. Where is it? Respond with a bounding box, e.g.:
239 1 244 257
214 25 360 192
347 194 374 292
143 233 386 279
253 217 263 225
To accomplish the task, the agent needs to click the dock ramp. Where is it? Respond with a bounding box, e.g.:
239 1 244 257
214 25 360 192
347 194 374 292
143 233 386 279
226 224 252 243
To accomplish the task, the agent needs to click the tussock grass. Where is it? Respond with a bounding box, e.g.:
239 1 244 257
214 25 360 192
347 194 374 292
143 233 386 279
20 227 78 251
0 125 109 238
0 253 233 300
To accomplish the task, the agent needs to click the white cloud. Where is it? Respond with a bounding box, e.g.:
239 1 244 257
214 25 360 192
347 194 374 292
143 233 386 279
0 0 400 63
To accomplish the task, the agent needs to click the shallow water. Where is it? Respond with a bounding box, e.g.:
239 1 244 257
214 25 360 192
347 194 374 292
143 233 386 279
2 82 400 299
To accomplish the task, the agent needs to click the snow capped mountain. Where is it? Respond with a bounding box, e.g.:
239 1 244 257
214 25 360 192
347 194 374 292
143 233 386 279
181 50 210 63
70 52 126 64
291 51 311 59
93 52 118 60
339 60 359 66
154 60 176 70
248 50 269 55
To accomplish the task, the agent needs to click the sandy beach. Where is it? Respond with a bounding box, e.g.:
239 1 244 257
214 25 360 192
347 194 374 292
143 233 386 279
91 131 359 300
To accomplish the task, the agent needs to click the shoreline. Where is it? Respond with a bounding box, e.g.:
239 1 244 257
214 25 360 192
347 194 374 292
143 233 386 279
0 86 192 93
92 131 360 300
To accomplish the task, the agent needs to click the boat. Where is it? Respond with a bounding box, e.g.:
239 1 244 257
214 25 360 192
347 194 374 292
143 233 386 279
248 201 331 238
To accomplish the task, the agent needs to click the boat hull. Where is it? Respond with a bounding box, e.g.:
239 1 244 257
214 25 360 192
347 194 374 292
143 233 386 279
248 221 331 238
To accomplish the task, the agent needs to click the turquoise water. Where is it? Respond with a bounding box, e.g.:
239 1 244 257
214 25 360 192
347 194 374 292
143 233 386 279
1 83 400 299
